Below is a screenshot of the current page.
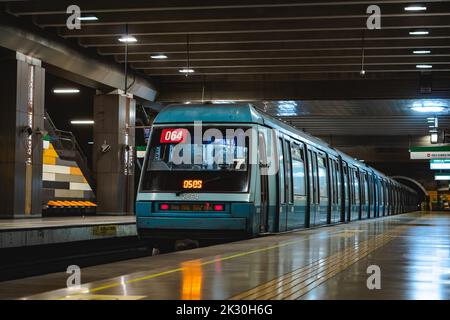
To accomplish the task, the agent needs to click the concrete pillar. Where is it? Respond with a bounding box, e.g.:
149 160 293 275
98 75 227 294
0 52 45 218
93 94 136 215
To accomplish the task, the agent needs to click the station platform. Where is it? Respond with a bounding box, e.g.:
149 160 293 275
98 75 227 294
1 211 449 300
0 216 137 249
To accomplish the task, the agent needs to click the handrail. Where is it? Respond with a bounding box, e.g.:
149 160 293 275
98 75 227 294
44 111 95 191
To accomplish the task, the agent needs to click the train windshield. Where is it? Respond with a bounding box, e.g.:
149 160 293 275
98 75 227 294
141 126 251 193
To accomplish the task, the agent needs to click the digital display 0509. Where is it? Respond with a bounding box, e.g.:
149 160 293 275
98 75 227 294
183 180 203 189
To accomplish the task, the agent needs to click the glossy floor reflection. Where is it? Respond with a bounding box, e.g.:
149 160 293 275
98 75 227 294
2 212 450 300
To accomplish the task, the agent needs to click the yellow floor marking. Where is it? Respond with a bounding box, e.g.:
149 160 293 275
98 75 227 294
39 214 420 300
88 237 316 294
230 233 390 300
230 225 408 300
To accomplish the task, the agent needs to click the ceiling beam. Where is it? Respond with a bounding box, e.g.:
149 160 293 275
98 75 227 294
8 0 449 15
57 16 450 37
97 39 450 56
33 6 450 27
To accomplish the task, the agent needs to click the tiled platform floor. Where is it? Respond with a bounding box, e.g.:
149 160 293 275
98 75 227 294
1 211 449 300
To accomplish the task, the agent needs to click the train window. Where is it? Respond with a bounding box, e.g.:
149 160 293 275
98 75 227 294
318 155 328 198
278 138 286 203
142 126 250 192
291 144 306 196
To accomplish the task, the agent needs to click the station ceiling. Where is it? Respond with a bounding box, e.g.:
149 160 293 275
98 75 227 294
4 0 450 80
2 0 450 138
254 99 450 135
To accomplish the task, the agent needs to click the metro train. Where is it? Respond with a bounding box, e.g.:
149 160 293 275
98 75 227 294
136 104 418 248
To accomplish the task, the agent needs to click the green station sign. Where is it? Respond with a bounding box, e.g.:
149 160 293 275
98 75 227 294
410 146 450 160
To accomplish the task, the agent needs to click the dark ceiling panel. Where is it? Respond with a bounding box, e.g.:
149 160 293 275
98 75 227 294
3 0 450 81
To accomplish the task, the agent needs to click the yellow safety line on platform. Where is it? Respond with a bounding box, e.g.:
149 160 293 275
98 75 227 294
85 235 320 294
42 215 420 300
229 225 408 300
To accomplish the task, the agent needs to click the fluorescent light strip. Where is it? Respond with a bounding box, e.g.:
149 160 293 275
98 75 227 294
409 30 429 35
71 120 94 125
179 68 195 73
77 16 98 21
118 36 137 43
151 54 168 59
53 88 80 94
412 106 444 112
413 50 431 54
416 64 433 69
404 5 427 11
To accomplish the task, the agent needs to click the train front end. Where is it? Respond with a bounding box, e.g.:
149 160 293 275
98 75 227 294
136 106 261 245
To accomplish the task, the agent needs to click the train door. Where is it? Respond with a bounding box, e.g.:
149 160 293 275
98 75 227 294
361 171 369 219
368 173 374 218
307 149 319 226
373 176 379 218
386 182 391 215
317 152 329 225
284 140 295 227
380 180 385 216
276 137 287 232
335 160 343 223
329 157 340 224
375 177 381 217
389 183 395 216
368 174 373 218
258 132 269 233
351 168 361 220
287 142 307 230
341 161 350 222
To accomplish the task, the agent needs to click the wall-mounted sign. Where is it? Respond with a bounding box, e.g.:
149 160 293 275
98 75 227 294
410 146 450 160
435 173 450 181
430 159 450 170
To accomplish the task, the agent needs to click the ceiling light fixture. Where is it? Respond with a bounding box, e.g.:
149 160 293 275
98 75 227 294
413 50 431 54
53 88 80 94
151 54 168 59
416 64 433 69
118 36 137 43
411 101 448 113
70 120 95 125
404 5 427 11
77 16 99 21
179 68 195 73
409 30 429 35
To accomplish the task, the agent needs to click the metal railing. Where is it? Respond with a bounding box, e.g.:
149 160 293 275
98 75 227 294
44 112 96 191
